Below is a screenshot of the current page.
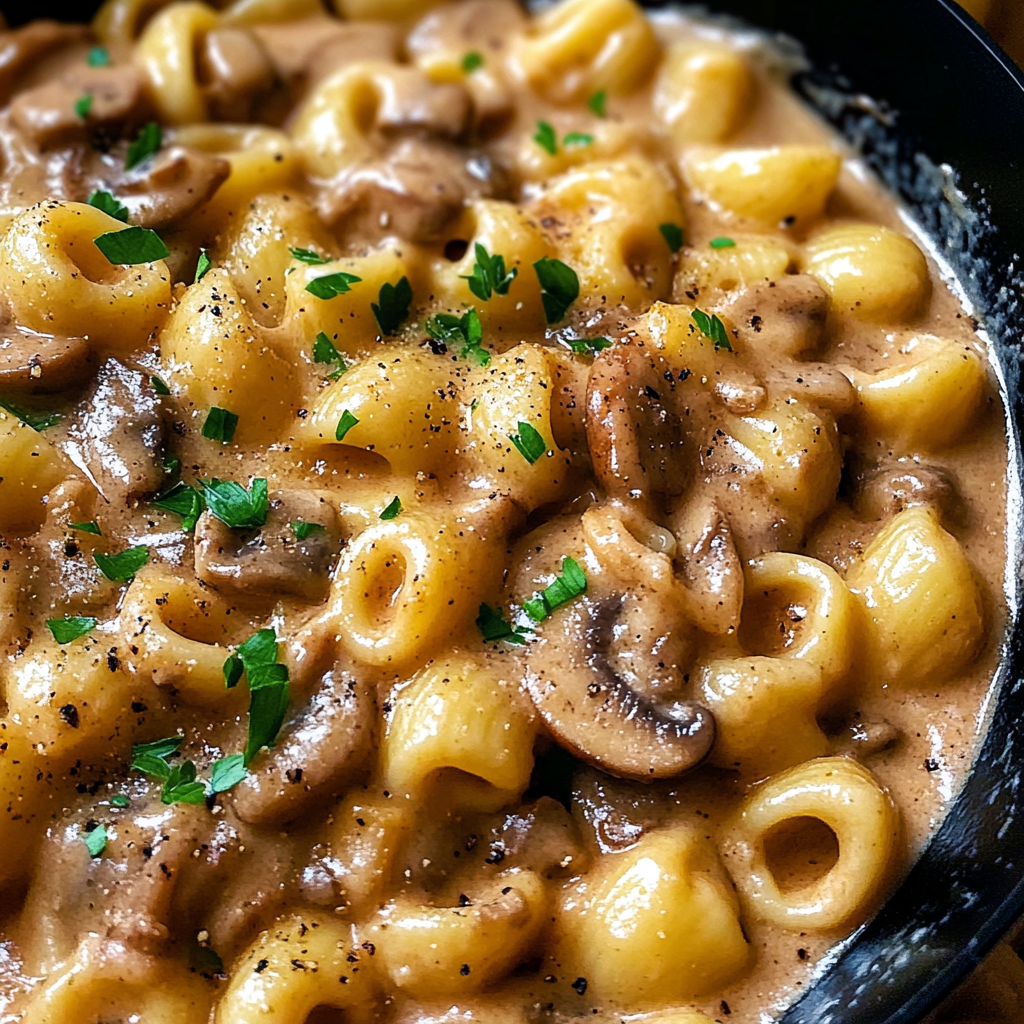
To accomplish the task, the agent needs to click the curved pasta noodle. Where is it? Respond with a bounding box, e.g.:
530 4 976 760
0 203 171 352
0 411 71 536
675 234 793 299
725 757 901 931
93 0 173 49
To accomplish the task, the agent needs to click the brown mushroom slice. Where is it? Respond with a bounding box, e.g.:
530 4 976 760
194 490 342 602
851 459 965 525
585 343 688 505
718 273 829 358
764 361 856 416
524 594 714 780
373 67 470 140
0 328 93 394
230 665 375 827
0 21 90 105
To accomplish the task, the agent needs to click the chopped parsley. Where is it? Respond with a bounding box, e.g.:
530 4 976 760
533 120 558 156
462 50 484 72
566 336 612 357
46 616 97 644
150 374 171 395
563 131 593 148
70 520 101 535
200 478 268 530
709 237 736 249
201 407 238 444
289 246 331 265
210 754 246 794
335 410 359 441
74 93 92 119
691 308 733 352
111 794 130 808
476 603 530 645
84 823 108 857
588 90 607 117
87 46 110 67
372 276 412 336
0 398 60 430
94 225 169 265
425 308 489 365
88 189 129 222
380 495 402 521
660 223 684 253
462 243 517 301
131 736 183 779
152 481 205 532
223 628 290 766
522 557 587 622
94 546 149 582
306 271 362 300
533 257 579 324
125 121 162 171
313 331 343 365
161 760 207 805
509 421 548 464
195 248 212 282
290 521 325 541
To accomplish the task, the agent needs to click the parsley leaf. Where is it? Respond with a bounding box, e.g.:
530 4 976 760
236 628 279 672
125 121 162 171
70 520 101 535
195 248 212 282
245 663 290 765
111 794 130 808
200 478 268 530
74 93 92 119
709 237 736 249
289 246 331 265
210 754 246 793
509 421 548 464
335 410 359 441
306 271 362 300
201 407 238 444
313 331 342 364
84 823 108 857
380 495 402 520
425 309 489 365
88 189 129 222
462 50 484 72
152 481 206 532
150 374 171 395
660 223 684 253
94 546 149 582
46 616 97 644
0 398 60 430
566 336 612 357
588 89 607 117
533 257 579 324
161 760 207 805
533 120 558 156
290 521 325 541
563 131 593 148
461 243 517 302
131 736 183 780
476 603 530 645
691 308 733 352
87 46 110 67
372 276 413 336
523 556 587 622
94 225 169 265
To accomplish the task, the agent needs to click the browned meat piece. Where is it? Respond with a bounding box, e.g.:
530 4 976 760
0 20 89 106
193 491 342 602
197 27 277 122
322 139 503 243
10 66 150 151
719 274 829 357
58 358 166 506
0 327 93 394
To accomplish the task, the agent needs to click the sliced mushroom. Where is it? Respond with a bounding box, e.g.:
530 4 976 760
194 491 342 602
0 21 89 105
718 274 829 357
58 358 166 506
764 361 857 415
10 66 150 151
0 328 93 394
850 459 965 526
230 663 375 828
374 66 470 140
197 26 277 123
585 343 689 507
485 797 585 877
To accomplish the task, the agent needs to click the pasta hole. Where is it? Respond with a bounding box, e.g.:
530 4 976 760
156 586 256 647
739 586 810 657
444 238 470 262
304 1008 346 1024
763 816 839 895
366 551 406 623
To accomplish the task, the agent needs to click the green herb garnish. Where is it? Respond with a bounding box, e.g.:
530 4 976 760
380 495 402 521
223 629 290 766
563 131 593 148
74 93 92 119
88 189 129 222
709 237 736 249
462 50 484 72
588 90 607 117
46 616 97 644
94 546 149 582
131 736 183 779
152 481 205 532
210 754 246 793
161 760 207 805
660 223 684 253
70 520 101 535
94 225 169 265
372 276 412 336
201 407 238 444
150 375 171 396
84 823 108 857
691 308 732 352
335 410 359 441
87 46 110 67
290 521 325 541
476 603 530 645
195 248 212 282
522 556 587 622
462 243 517 302
313 331 342 365
425 308 489 365
306 271 362 300
200 478 268 530
566 336 612 357
125 121 162 171
509 421 548 464
533 257 579 324
0 398 60 430
533 120 558 156
289 246 331 265
111 794 130 808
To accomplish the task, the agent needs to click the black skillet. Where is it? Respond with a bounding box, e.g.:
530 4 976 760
9 0 1024 1020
